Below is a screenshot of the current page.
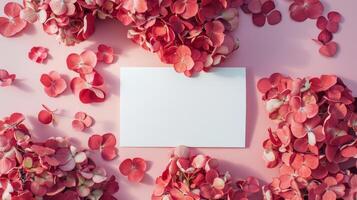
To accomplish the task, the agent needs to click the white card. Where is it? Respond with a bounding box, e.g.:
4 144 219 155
119 67 246 147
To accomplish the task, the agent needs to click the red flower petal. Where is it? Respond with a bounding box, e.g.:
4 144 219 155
72 120 85 132
79 88 106 104
80 14 95 40
88 135 103 150
81 50 97 68
119 158 133 176
318 30 333 44
66 50 97 74
173 45 194 73
82 71 104 86
40 74 52 87
267 10 282 25
328 11 342 23
298 165 312 178
252 13 266 27
340 145 357 158
322 190 337 200
133 157 147 172
97 44 114 64
70 77 87 95
247 0 262 14
262 1 275 15
122 0 148 13
257 78 272 93
0 69 16 87
20 7 41 23
320 75 337 91
316 16 328 30
204 20 225 47
0 2 27 37
326 21 339 33
289 3 307 22
101 146 118 161
38 110 53 125
4 2 22 17
306 0 324 19
72 112 93 131
82 115 93 127
304 154 319 169
128 168 145 183
319 41 338 57
40 71 67 97
102 133 116 147
28 46 48 64
171 0 198 19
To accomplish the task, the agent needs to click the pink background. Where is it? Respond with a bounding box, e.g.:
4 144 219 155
1 0 357 199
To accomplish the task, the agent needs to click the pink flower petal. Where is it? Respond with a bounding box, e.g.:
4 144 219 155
306 0 324 19
318 30 333 44
101 146 118 161
252 13 266 27
204 20 225 47
28 46 49 63
97 44 114 64
316 16 328 30
0 16 27 37
0 69 16 87
102 133 116 147
128 168 145 183
66 50 97 74
267 10 282 25
37 110 53 125
289 3 307 22
262 1 275 14
88 134 103 150
49 0 69 16
328 11 342 23
119 158 133 176
257 78 272 93
4 2 22 17
72 120 85 131
319 41 338 57
79 88 106 103
326 21 339 33
133 157 147 172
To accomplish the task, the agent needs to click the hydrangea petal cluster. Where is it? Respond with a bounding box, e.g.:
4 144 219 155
0 69 16 87
88 133 119 161
257 73 357 200
0 113 119 199
152 146 260 200
18 0 241 76
314 11 342 57
68 49 107 104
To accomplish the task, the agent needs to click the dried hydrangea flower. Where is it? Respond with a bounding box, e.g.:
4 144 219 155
257 73 357 200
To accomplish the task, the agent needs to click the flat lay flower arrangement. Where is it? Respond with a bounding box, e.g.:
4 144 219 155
0 0 356 200
258 74 357 200
0 0 343 77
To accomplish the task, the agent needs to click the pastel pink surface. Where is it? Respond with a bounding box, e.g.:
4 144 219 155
1 0 357 199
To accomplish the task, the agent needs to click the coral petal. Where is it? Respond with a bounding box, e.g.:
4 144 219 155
119 159 133 176
102 133 116 147
88 135 103 150
38 110 53 124
133 157 147 172
101 146 118 161
128 169 145 183
319 41 338 57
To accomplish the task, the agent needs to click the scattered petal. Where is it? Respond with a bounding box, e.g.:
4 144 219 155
28 46 48 63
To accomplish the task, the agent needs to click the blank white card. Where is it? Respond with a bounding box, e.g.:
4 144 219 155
119 67 246 147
